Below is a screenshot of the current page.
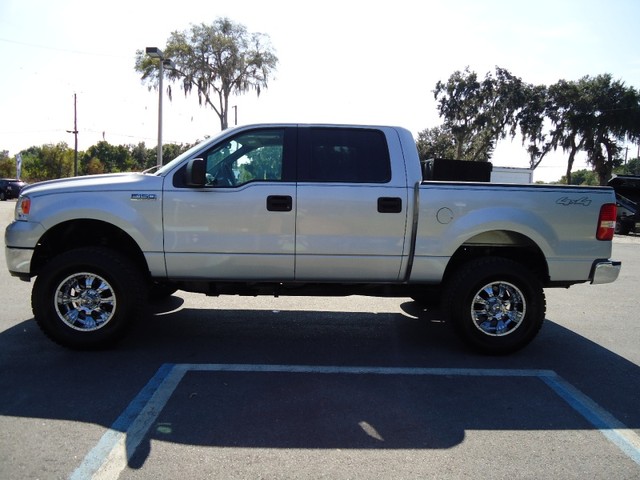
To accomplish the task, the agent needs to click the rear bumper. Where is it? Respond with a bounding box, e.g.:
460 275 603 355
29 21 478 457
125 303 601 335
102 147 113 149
590 260 622 285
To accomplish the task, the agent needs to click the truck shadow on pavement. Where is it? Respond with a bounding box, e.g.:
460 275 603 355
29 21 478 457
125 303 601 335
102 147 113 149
1 297 639 471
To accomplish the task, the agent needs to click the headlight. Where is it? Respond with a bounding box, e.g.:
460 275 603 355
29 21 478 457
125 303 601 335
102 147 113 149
15 196 31 221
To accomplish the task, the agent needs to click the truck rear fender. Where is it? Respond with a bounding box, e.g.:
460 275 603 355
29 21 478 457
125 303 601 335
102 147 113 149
447 206 556 255
443 230 549 285
411 206 554 284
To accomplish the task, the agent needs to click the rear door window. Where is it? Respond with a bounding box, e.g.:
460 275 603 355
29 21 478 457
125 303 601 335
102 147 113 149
298 128 391 183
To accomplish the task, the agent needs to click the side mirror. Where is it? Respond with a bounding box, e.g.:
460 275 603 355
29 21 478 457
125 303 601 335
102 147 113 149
185 158 206 187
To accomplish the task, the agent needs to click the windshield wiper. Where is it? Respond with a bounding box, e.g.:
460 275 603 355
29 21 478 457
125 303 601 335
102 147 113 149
141 165 161 174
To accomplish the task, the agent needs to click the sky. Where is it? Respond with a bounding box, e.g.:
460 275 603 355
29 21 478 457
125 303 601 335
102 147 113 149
1 0 639 182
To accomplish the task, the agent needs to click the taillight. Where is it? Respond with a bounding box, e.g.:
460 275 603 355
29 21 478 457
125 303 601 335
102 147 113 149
596 203 617 241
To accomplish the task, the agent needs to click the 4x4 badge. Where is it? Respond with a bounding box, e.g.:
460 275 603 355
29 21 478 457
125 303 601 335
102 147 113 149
556 196 592 206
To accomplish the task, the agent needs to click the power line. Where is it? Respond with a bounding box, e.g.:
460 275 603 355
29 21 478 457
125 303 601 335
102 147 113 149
0 37 129 58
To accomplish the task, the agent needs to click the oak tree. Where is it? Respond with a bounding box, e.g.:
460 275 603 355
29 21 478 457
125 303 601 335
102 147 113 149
135 18 278 131
433 66 526 162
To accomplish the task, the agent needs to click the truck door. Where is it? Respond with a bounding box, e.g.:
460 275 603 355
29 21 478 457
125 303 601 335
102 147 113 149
294 126 409 281
163 127 297 280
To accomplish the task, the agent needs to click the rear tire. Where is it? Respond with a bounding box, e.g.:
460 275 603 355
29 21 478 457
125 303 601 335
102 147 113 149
443 257 545 354
32 247 146 349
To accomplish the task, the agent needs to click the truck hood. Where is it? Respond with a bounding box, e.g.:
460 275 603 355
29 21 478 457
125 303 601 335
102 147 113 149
20 172 164 197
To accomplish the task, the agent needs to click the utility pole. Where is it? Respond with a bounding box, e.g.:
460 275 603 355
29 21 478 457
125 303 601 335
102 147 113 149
66 93 79 176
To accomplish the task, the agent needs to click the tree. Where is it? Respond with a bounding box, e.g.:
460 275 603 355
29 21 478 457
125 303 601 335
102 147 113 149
433 66 526 162
541 75 640 185
415 126 457 160
579 74 640 184
558 168 599 186
0 150 15 177
614 157 640 176
130 142 152 171
430 68 640 184
544 79 588 185
135 18 278 131
515 84 553 170
21 143 74 182
82 141 134 173
161 142 194 164
84 158 105 175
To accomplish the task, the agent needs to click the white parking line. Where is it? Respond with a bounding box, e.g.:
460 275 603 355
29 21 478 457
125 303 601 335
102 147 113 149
70 363 640 480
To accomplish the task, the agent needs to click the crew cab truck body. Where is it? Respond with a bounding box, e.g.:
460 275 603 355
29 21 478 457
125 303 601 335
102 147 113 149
4 124 621 354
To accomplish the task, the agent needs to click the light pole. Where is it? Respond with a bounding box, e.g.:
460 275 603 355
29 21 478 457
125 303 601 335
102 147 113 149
66 93 78 176
145 47 174 167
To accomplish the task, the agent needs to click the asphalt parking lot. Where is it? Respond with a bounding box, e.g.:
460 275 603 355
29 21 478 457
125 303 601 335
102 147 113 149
1 199 639 479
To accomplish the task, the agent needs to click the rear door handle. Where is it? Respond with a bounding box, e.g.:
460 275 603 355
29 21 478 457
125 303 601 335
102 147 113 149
267 195 293 212
377 197 402 213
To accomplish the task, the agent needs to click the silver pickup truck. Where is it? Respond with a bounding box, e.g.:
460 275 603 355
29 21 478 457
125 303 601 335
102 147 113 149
4 124 621 353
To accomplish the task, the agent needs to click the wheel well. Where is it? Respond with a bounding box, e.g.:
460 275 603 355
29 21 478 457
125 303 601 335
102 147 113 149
443 231 549 286
30 219 149 279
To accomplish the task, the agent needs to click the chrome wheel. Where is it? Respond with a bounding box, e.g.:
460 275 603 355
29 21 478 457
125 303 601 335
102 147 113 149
444 256 545 354
471 281 525 337
54 272 117 332
33 247 146 349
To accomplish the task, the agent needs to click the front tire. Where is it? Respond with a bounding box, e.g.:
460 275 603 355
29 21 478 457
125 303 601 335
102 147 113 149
443 257 546 354
32 247 146 349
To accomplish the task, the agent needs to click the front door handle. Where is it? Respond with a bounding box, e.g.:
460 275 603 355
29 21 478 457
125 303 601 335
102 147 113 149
377 197 402 213
267 195 293 212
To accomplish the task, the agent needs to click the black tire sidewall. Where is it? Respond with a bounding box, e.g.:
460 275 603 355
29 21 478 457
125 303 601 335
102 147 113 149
445 257 545 354
32 247 144 349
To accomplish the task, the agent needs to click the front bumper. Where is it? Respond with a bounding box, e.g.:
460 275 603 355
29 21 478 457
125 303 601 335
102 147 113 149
5 246 34 280
5 219 45 280
590 260 622 285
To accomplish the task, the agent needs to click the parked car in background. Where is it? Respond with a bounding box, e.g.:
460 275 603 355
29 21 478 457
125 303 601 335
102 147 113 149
0 178 28 201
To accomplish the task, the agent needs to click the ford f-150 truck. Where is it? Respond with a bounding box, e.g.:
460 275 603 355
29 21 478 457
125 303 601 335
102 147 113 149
4 124 621 354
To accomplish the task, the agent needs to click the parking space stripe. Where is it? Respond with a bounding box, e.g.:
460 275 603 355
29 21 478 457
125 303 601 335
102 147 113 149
183 363 554 377
70 364 640 480
541 373 640 465
69 363 178 480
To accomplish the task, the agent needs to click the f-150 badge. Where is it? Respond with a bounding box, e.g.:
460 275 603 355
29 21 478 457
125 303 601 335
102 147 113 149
131 193 158 201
